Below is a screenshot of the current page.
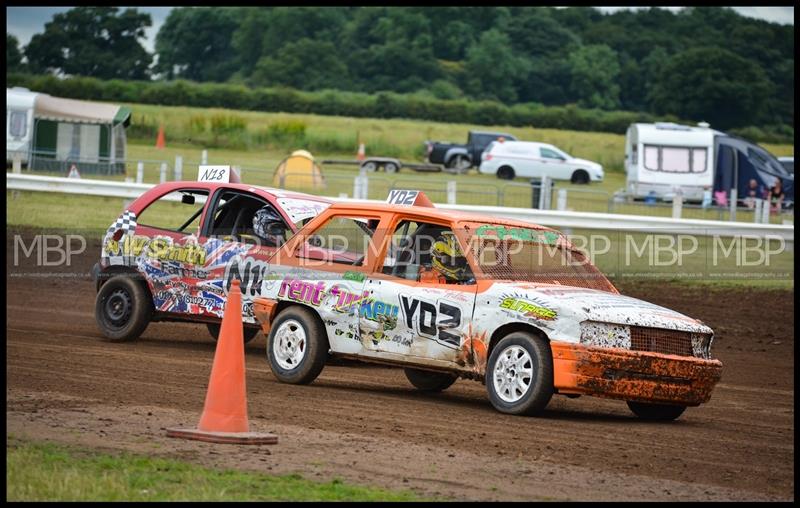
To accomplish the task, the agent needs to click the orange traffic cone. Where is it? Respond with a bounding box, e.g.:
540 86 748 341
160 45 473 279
155 125 166 149
166 280 277 445
356 142 365 161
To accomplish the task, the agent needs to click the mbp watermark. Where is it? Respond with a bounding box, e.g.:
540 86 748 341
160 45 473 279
13 234 87 267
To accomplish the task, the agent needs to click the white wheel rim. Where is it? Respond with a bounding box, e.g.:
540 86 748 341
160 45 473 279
492 345 534 403
273 319 307 370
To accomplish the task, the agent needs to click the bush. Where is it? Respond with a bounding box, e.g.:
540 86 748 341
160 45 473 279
6 72 792 139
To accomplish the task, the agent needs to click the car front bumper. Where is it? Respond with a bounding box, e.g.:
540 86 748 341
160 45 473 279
551 342 722 407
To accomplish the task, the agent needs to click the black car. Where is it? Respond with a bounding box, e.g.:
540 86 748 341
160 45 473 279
425 130 517 170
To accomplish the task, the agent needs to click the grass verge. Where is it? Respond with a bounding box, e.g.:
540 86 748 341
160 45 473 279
6 437 428 501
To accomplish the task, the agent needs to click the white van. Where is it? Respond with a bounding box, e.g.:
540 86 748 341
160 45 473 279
479 140 604 183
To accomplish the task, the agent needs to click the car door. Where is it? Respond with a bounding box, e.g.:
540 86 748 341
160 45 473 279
260 212 385 355
127 187 214 318
359 217 477 369
203 188 293 323
539 146 571 180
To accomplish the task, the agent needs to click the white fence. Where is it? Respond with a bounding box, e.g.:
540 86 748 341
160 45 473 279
7 173 794 243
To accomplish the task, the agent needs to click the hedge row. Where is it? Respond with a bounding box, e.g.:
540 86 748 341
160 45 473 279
7 73 792 142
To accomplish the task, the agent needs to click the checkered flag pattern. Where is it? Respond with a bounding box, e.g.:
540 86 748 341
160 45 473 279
106 211 137 236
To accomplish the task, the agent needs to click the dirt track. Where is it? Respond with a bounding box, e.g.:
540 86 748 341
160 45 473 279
6 230 795 501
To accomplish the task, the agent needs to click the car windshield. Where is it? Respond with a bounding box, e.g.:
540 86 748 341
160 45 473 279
461 221 617 293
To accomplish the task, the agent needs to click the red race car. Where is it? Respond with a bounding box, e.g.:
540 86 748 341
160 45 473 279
93 167 332 343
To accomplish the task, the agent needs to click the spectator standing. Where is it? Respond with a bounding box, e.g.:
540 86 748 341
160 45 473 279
767 179 785 214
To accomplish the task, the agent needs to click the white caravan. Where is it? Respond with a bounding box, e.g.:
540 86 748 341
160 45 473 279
624 122 724 201
6 87 38 165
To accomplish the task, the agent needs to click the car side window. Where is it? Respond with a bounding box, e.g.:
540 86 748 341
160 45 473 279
136 189 209 234
295 215 378 267
541 148 564 160
207 190 290 247
381 220 474 284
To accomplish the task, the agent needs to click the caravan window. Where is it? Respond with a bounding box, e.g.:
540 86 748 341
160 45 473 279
9 110 27 138
643 145 707 173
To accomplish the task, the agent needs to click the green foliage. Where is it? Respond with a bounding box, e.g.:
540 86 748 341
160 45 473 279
568 44 621 110
7 33 24 72
24 7 152 79
649 47 773 129
154 7 240 82
16 6 794 134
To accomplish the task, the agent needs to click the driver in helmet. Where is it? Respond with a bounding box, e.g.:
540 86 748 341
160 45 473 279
420 231 473 284
252 206 287 247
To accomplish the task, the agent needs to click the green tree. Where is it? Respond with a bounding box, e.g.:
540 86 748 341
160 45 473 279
568 44 621 110
649 47 773 129
505 7 579 57
464 29 527 103
7 33 23 71
154 7 241 81
24 7 151 79
251 38 349 90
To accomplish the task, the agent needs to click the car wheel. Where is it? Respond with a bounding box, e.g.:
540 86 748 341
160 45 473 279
447 154 471 172
571 169 590 184
206 322 260 344
267 306 329 384
361 161 377 172
485 331 553 415
404 368 457 392
497 166 515 180
95 275 152 342
626 401 687 421
384 161 399 174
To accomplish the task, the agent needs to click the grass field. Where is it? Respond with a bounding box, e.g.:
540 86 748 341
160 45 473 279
120 102 794 168
9 101 792 222
7 438 427 501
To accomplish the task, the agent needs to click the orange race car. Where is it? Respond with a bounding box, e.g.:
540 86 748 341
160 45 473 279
251 191 723 420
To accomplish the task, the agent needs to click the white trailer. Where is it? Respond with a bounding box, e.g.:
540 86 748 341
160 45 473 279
6 87 38 165
625 122 723 202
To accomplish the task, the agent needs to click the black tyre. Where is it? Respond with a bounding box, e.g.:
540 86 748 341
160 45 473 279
497 166 515 180
485 331 553 415
206 322 260 344
447 154 471 171
95 275 152 342
361 161 377 172
404 368 457 392
571 169 590 184
626 401 687 421
267 306 329 384
384 161 399 174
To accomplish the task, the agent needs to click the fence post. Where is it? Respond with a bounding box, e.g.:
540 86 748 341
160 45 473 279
761 199 771 224
728 189 737 222
12 154 22 174
671 193 683 219
174 155 183 181
160 162 167 184
201 149 208 165
542 176 551 209
446 181 457 205
353 177 363 200
557 188 567 211
136 161 144 183
753 199 763 223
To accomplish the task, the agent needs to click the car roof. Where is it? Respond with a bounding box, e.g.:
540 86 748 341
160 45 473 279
323 201 562 234
471 130 516 138
142 181 333 203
